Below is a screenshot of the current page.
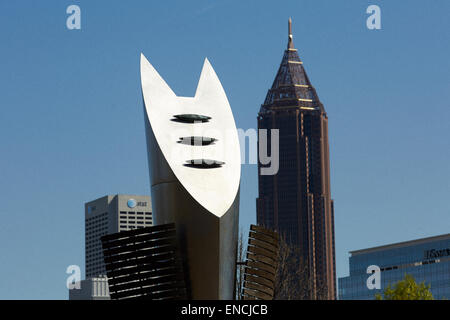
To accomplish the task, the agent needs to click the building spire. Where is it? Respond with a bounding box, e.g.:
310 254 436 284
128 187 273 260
288 17 294 49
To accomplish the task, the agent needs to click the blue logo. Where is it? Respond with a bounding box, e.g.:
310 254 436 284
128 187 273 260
127 199 137 208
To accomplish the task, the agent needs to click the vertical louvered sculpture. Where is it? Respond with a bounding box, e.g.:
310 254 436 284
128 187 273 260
140 54 241 299
241 225 279 300
101 224 187 300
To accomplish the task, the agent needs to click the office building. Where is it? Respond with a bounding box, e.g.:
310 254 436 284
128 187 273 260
339 233 450 300
256 19 336 299
85 194 153 278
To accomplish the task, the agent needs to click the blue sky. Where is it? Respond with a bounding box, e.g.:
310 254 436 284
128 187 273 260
0 0 449 299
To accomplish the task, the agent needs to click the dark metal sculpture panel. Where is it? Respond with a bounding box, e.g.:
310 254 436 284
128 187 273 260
241 225 279 300
101 223 187 300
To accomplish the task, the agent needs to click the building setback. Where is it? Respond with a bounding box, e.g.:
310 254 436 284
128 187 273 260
257 19 336 299
339 233 450 300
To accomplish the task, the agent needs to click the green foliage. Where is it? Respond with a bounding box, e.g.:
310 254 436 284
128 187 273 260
375 274 434 300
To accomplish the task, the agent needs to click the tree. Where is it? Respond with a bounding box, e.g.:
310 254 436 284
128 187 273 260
273 235 329 300
235 229 246 300
273 236 313 300
375 274 434 300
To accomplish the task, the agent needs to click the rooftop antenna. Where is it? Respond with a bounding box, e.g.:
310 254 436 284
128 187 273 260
288 17 294 49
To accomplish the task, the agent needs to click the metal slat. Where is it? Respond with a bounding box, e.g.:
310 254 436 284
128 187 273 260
101 223 175 242
249 231 279 247
246 260 276 275
110 274 184 293
244 281 274 296
103 245 177 264
103 238 176 256
105 259 181 278
107 266 182 286
244 274 274 288
248 238 277 253
113 284 184 300
244 267 275 283
250 225 279 240
105 252 176 271
242 288 272 300
247 246 278 260
101 229 176 250
247 252 276 266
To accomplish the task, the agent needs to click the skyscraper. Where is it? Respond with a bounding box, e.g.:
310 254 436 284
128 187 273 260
256 19 336 299
85 194 153 278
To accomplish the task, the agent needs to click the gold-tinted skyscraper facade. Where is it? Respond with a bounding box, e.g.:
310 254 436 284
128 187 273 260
257 20 336 299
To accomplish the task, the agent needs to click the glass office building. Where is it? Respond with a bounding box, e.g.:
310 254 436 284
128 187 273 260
339 233 450 300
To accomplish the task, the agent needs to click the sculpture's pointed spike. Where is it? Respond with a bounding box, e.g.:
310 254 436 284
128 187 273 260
140 53 176 102
195 58 225 101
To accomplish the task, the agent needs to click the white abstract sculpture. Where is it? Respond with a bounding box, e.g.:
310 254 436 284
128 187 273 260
140 54 241 299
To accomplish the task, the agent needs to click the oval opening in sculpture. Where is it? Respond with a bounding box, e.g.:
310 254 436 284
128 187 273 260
178 136 217 146
184 159 225 169
172 114 211 123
